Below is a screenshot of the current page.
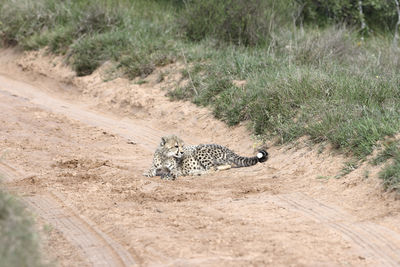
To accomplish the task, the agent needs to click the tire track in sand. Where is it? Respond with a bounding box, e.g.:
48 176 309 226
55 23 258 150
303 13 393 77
0 162 136 267
0 73 203 152
0 74 164 152
270 193 400 266
2 73 400 265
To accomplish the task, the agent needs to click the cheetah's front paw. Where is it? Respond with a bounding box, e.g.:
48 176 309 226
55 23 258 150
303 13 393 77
143 171 154 177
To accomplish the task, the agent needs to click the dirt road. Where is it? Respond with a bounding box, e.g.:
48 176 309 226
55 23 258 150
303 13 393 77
1 49 400 266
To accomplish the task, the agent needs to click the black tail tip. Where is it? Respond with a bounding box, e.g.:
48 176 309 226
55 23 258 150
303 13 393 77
256 150 268 163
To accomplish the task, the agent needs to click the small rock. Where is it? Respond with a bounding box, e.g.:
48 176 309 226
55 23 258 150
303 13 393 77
127 139 137 145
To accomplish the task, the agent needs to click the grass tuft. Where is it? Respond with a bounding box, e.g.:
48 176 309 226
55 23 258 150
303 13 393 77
337 160 359 178
0 188 44 267
179 0 297 46
380 160 400 192
372 141 400 166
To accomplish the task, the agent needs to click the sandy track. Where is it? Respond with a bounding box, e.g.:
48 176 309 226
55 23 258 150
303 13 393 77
0 74 163 152
26 194 135 267
0 162 135 267
270 193 400 266
1 49 400 266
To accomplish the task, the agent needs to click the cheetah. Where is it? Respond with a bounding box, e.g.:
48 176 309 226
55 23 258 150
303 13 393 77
143 135 184 179
144 135 268 180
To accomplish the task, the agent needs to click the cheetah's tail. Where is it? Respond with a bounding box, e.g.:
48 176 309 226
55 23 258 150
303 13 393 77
233 149 268 167
256 150 268 163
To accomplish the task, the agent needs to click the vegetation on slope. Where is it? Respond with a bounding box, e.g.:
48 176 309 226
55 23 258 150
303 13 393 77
1 0 400 191
0 187 44 267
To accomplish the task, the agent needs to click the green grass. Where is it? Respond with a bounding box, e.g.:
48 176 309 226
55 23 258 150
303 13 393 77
372 141 400 166
178 0 296 46
2 0 400 190
171 30 400 159
371 141 400 192
379 160 400 192
337 160 359 178
0 0 179 76
0 187 44 267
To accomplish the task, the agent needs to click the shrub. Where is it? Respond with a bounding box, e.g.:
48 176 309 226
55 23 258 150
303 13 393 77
0 189 43 267
74 4 123 36
0 0 54 46
299 0 397 31
380 159 400 192
289 26 358 65
179 0 297 45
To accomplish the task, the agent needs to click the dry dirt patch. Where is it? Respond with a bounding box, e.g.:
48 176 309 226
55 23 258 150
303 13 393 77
0 48 400 266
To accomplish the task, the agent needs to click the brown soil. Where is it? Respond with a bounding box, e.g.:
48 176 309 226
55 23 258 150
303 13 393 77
1 48 400 266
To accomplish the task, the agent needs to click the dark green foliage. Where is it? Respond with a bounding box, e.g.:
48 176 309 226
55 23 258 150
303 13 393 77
0 0 57 46
179 0 297 45
47 26 75 54
169 27 400 158
70 31 129 76
70 36 106 76
75 5 123 36
0 0 178 77
299 0 396 32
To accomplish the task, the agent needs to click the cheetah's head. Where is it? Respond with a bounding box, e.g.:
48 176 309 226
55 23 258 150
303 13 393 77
159 135 185 159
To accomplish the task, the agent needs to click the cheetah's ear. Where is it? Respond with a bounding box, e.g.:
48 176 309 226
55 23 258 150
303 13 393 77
160 137 166 147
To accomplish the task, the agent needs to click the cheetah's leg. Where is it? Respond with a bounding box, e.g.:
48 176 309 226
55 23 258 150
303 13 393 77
208 164 232 172
197 164 232 175
160 168 181 180
215 164 232 171
160 172 176 180
143 166 157 177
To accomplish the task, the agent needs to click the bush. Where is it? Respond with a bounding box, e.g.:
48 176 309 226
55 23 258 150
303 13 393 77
0 0 56 46
288 26 358 65
180 0 297 45
380 159 400 192
0 189 43 267
299 0 397 31
75 4 123 36
70 31 129 76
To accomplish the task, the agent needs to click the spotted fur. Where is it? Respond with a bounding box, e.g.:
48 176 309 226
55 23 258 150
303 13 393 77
144 135 268 180
179 144 268 176
143 135 184 180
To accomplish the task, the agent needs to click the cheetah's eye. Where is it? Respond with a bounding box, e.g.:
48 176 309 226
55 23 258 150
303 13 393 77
175 145 179 148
